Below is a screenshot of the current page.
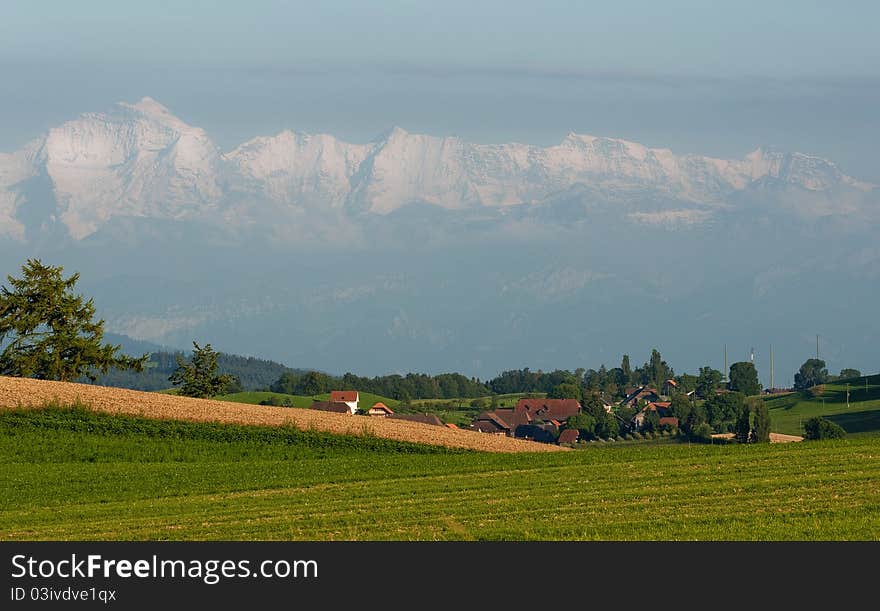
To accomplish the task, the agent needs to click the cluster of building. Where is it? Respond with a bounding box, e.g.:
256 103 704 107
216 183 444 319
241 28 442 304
470 398 583 442
470 381 685 444
311 384 686 444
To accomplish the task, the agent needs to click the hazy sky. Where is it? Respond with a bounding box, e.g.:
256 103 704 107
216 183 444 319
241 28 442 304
2 1 879 180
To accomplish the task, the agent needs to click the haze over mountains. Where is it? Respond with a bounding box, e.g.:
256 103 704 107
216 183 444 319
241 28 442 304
1 99 877 383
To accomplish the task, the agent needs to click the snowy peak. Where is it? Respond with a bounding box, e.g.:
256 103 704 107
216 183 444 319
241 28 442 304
29 99 224 238
122 96 175 117
225 130 370 208
0 98 874 241
742 148 870 191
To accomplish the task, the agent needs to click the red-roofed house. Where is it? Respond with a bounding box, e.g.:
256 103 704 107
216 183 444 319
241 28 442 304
558 429 580 445
658 416 679 429
368 402 394 417
621 386 662 409
514 398 581 421
471 410 521 434
632 402 676 429
329 391 359 414
471 400 581 440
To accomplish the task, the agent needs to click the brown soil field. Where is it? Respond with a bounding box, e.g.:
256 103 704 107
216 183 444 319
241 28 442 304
0 376 563 453
712 432 803 443
768 432 804 443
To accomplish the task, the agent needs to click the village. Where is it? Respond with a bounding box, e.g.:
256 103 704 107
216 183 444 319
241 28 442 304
310 383 688 446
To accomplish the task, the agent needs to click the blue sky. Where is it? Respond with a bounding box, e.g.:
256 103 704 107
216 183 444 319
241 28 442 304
2 1 879 180
4 1 880 76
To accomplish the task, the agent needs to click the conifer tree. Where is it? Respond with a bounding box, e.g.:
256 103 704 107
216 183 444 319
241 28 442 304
169 341 233 398
0 259 147 381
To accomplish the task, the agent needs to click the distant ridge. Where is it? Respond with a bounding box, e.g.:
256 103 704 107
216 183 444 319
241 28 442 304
1 97 873 241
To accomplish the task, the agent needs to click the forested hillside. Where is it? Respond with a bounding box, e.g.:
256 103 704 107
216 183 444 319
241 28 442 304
83 350 307 392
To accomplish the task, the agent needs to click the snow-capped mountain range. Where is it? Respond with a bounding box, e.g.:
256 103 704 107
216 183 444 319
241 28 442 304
0 97 875 241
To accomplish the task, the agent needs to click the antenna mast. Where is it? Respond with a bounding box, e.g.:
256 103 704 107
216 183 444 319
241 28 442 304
770 345 774 390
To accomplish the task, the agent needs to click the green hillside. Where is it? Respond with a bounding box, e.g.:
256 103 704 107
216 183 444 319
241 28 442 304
81 349 309 392
764 374 880 437
214 390 401 411
214 391 315 408
2 405 878 540
313 391 400 409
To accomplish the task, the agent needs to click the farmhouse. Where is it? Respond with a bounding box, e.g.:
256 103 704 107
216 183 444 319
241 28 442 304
621 386 662 409
329 390 359 415
632 401 677 430
471 409 522 435
558 428 580 445
368 402 394 417
471 399 582 440
515 398 581 421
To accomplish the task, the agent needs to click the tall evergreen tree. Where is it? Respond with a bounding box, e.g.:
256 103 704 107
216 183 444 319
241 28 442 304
695 366 723 399
750 401 771 443
169 342 234 398
734 404 751 443
645 349 674 389
621 354 632 385
0 259 147 381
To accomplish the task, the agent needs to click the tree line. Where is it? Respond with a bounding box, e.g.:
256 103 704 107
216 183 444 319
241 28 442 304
0 259 870 409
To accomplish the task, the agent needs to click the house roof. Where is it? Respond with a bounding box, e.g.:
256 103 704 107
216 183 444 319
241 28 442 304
558 429 580 444
622 386 661 404
330 390 359 403
475 410 517 430
472 419 507 433
665 379 678 387
389 413 445 427
311 401 351 414
644 401 672 411
369 402 394 414
515 398 581 421
445 423 458 429
659 416 679 427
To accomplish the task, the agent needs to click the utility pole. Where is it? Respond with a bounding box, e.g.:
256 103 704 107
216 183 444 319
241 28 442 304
847 383 850 409
770 344 774 391
723 344 728 382
816 335 820 361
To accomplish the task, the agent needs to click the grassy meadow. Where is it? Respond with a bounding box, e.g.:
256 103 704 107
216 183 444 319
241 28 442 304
216 390 402 410
1 405 878 540
215 391 316 408
764 375 880 437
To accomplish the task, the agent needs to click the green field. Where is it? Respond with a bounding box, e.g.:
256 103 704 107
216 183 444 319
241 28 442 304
764 375 880 437
411 392 545 408
215 391 316 408
214 390 400 410
2 406 878 540
313 391 400 409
